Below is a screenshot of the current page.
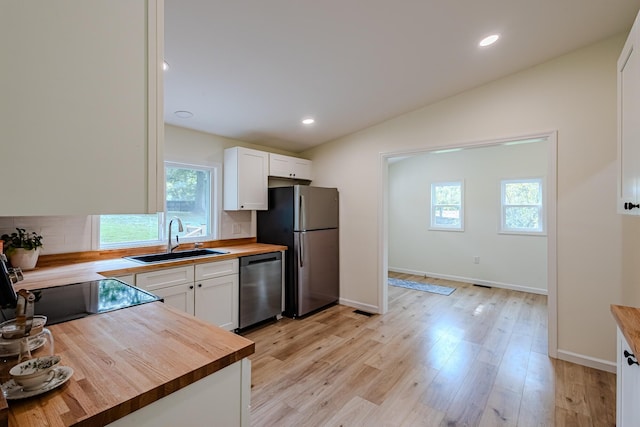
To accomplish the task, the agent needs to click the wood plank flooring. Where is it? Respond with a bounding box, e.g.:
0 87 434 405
243 273 616 426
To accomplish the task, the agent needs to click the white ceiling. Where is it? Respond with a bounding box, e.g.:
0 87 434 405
164 1 640 153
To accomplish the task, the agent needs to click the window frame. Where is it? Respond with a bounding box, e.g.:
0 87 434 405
499 177 545 235
429 180 464 231
94 161 221 249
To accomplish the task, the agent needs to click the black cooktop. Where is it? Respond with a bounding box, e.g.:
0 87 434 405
0 278 161 325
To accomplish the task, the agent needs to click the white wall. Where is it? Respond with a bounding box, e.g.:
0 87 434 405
389 141 548 294
304 35 626 364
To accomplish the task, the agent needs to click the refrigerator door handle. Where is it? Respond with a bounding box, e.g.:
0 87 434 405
299 233 304 268
299 194 306 230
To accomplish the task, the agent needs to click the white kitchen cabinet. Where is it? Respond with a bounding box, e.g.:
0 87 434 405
618 10 640 214
617 327 640 426
269 153 313 181
135 266 194 291
224 147 269 211
136 260 239 330
107 358 251 427
152 282 196 315
195 260 239 331
195 276 239 331
0 1 164 216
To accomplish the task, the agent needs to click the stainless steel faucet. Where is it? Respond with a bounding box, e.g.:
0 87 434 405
167 217 184 253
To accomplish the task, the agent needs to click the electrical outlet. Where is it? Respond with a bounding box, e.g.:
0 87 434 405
232 224 241 235
473 256 480 264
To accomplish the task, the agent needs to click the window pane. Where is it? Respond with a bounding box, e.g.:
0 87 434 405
504 182 540 205
505 206 540 229
100 214 159 245
434 184 461 205
165 166 210 238
431 181 463 230
434 206 461 227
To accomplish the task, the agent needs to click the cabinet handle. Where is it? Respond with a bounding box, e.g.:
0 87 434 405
625 349 635 358
189 285 194 289
624 202 640 210
628 357 639 366
198 283 202 288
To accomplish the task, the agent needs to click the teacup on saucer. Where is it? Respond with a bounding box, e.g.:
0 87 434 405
9 355 61 391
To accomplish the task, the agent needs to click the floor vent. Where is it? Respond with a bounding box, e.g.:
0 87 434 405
473 284 492 289
353 309 374 317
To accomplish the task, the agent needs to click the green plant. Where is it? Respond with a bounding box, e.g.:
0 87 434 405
1 228 43 253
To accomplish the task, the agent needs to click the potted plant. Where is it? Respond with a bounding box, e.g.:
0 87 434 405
1 228 43 270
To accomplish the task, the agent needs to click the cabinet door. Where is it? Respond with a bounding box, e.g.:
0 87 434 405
0 1 163 215
195 259 239 280
618 328 640 426
195 275 239 331
268 154 293 178
618 12 640 214
136 266 194 291
293 158 312 181
153 283 196 316
224 147 268 211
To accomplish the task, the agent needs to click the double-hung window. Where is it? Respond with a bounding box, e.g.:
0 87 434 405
98 162 219 248
500 178 544 234
430 181 463 231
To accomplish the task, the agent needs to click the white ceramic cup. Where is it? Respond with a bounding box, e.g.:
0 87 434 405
9 355 61 391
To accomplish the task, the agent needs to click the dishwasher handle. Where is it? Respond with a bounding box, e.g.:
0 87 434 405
240 252 282 267
247 256 279 266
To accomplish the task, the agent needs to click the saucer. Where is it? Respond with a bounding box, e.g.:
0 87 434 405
0 335 46 357
2 366 73 400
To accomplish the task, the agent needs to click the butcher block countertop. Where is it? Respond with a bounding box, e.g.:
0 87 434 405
0 238 282 426
7 302 255 426
16 238 287 291
611 304 640 356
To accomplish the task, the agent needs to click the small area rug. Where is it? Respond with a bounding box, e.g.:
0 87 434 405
388 278 455 296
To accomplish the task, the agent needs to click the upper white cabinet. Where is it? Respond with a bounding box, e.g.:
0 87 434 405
618 10 640 214
224 147 268 211
269 154 313 181
0 1 164 215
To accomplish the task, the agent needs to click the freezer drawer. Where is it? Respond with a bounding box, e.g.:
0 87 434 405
239 252 282 329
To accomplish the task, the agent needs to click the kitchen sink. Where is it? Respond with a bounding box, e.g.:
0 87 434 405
125 249 229 264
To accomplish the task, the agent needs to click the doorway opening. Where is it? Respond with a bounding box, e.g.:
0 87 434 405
378 132 557 358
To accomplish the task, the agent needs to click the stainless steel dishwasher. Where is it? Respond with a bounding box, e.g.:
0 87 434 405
239 252 282 329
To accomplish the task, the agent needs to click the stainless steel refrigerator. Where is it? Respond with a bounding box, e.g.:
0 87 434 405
257 185 339 317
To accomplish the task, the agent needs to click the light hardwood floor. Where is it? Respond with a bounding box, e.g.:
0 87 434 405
243 273 616 426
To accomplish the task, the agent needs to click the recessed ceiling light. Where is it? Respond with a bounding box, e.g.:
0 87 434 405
163 60 169 71
174 110 193 119
302 118 315 125
479 34 500 47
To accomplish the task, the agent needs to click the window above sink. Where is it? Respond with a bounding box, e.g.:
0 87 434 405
98 161 221 249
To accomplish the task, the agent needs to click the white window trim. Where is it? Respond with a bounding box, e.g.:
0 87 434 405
499 177 546 236
429 180 464 232
93 161 222 250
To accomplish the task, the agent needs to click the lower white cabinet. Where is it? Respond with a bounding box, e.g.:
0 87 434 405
617 327 640 426
107 358 251 427
152 282 195 315
195 275 239 331
135 260 239 331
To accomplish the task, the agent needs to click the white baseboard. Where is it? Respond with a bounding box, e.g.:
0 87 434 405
556 349 616 373
388 267 548 296
339 298 381 314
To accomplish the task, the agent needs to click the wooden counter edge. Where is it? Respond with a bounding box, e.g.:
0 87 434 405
611 304 640 357
76 343 255 427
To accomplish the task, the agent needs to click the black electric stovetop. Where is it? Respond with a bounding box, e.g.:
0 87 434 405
0 278 161 325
